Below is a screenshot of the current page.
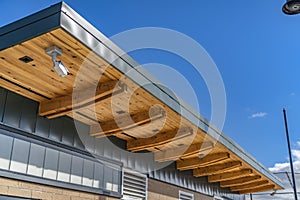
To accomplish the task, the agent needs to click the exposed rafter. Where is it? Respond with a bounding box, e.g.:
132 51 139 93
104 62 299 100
220 175 261 187
127 127 193 152
155 141 214 162
208 169 252 183
239 184 275 194
39 80 126 118
230 180 269 191
90 106 165 138
193 161 241 177
177 152 230 171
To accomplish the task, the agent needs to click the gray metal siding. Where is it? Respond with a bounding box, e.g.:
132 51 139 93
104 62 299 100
0 87 241 199
0 88 87 152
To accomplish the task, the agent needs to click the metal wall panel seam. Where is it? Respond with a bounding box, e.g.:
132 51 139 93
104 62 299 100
0 123 123 167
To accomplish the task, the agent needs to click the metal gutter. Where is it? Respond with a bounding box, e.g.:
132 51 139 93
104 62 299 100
0 2 284 189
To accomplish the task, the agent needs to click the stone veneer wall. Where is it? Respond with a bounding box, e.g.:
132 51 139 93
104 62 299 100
148 178 213 200
0 177 118 200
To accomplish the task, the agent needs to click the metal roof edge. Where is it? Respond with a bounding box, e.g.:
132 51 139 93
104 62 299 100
0 2 285 189
58 4 284 188
0 2 63 51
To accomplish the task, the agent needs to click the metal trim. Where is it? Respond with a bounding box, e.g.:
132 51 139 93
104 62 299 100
0 3 63 51
0 2 284 189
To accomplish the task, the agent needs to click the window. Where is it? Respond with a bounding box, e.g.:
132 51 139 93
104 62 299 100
179 191 194 200
122 169 147 200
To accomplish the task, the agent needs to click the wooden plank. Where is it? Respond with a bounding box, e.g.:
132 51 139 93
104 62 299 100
39 80 125 118
230 180 269 191
238 184 275 194
90 105 165 137
177 152 230 171
0 77 46 102
127 127 193 152
220 175 261 187
208 169 252 183
155 141 214 162
193 161 241 177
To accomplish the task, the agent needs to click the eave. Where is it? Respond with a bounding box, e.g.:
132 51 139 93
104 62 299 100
0 2 284 194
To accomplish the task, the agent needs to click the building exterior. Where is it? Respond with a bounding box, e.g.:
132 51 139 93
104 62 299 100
0 2 284 200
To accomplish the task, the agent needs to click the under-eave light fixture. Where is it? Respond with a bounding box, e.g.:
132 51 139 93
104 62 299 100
45 46 69 77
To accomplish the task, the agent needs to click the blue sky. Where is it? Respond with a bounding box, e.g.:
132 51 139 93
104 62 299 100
1 0 300 171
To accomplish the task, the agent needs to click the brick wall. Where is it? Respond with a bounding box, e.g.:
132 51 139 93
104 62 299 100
148 179 213 200
0 177 118 200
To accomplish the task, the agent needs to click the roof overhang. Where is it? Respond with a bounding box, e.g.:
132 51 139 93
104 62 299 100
0 2 284 194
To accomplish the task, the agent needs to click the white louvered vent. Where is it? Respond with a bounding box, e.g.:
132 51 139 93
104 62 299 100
122 170 147 200
179 191 194 200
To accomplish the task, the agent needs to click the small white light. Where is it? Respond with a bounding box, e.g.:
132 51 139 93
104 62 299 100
45 46 69 77
54 61 69 78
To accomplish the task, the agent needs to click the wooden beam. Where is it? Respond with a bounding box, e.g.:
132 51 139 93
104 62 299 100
230 180 269 191
90 106 165 137
220 175 261 188
238 184 275 194
208 169 252 183
177 152 230 171
155 142 214 162
39 80 125 118
127 127 193 152
193 161 241 177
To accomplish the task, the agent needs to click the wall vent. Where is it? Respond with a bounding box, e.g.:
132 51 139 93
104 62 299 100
122 170 147 200
179 191 194 200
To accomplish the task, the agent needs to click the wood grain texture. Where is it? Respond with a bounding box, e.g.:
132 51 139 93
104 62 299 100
0 27 283 194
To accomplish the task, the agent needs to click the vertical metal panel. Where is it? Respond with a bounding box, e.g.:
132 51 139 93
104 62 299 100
82 159 94 187
93 162 104 189
94 138 105 156
49 118 64 142
57 152 72 182
0 134 13 170
73 121 87 150
3 92 22 127
112 169 120 193
61 119 74 146
10 139 30 173
104 166 113 191
70 156 83 184
35 115 50 138
27 143 45 177
0 88 7 121
43 148 59 180
19 98 37 133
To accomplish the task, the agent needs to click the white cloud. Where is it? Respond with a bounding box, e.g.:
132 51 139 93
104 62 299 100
269 148 300 173
249 112 267 119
